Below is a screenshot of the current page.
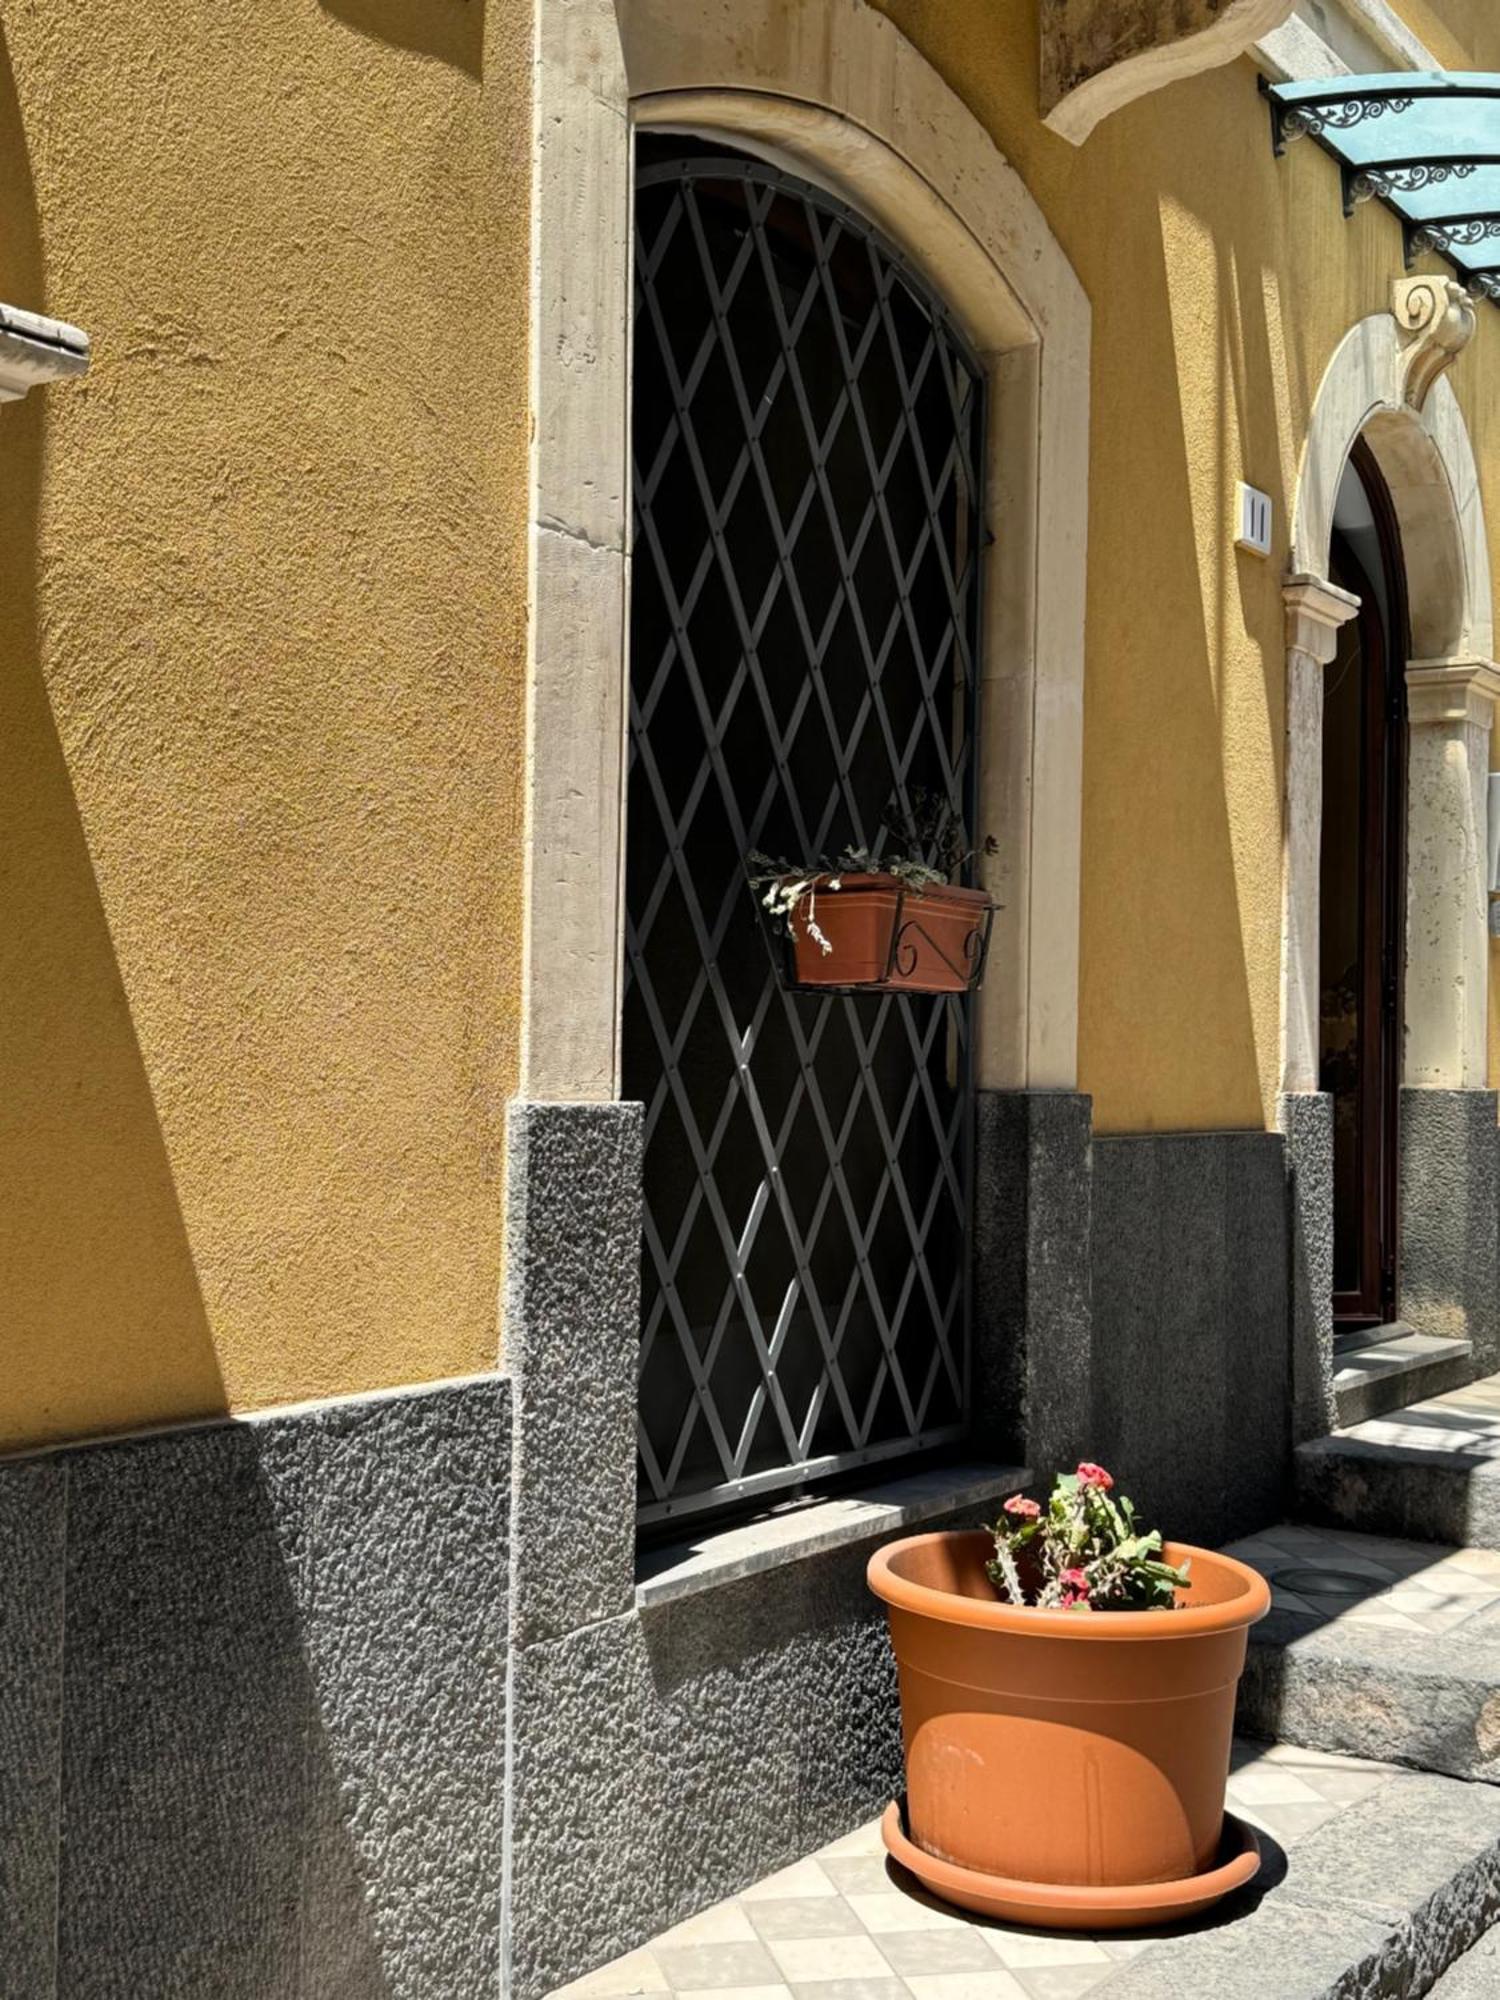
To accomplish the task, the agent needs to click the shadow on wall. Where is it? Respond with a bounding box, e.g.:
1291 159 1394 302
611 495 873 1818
9 1380 510 1995
318 0 485 78
0 30 227 1450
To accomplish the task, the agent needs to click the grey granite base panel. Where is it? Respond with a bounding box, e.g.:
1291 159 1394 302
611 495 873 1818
293 1386 510 1999
59 1416 313 2000
505 1100 643 1648
1296 1432 1500 1549
1239 1628 1500 1783
973 1090 1092 1479
0 1460 66 2000
18 1375 512 2000
1279 1091 1336 1444
1091 1132 1290 1547
1401 1087 1499 1373
507 1524 920 2000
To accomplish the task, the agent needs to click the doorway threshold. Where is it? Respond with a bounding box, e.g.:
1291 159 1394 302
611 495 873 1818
1333 1328 1472 1428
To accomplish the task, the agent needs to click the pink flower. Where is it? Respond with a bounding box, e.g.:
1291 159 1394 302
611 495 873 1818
1003 1495 1041 1520
1076 1462 1114 1491
1059 1566 1091 1610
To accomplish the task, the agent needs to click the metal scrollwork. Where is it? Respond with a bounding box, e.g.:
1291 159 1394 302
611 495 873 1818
1411 216 1500 255
1281 95 1414 144
892 922 923 981
1349 161 1478 205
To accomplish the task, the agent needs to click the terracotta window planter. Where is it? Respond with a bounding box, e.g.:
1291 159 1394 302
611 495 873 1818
780 874 994 994
867 1529 1271 1929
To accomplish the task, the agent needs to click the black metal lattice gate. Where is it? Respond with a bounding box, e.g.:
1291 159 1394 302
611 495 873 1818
626 140 987 1530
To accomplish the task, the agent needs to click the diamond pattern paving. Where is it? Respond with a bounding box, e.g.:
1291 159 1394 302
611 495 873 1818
1222 1519 1500 1636
1342 1371 1500 1460
548 1742 1407 2000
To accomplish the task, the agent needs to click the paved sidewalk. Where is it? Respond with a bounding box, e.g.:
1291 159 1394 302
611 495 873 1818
552 1739 1494 2000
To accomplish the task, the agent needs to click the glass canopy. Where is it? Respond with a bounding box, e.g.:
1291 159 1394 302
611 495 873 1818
1265 73 1500 298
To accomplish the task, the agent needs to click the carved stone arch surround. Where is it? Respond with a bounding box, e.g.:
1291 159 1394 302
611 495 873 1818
520 0 1091 1104
1282 278 1495 1103
1280 279 1498 1431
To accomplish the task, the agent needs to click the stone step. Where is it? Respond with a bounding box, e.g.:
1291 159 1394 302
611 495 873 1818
1296 1373 1500 1548
1428 1925 1500 1996
1332 1328 1473 1428
1227 1521 1500 1784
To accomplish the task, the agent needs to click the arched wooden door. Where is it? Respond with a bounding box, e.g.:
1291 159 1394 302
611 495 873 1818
1320 440 1408 1336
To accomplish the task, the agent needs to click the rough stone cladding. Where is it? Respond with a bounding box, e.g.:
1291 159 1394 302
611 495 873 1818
1279 1091 1336 1443
1090 1130 1292 1546
0 1376 510 2000
1401 1088 1500 1372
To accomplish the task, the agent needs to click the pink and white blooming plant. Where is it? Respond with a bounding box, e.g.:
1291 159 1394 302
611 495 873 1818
985 1463 1191 1613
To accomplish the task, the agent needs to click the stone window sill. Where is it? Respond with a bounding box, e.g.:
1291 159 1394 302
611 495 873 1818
634 1459 1028 1611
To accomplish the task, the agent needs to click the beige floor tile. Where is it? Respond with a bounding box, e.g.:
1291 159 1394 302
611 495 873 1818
746 1899 866 1942
872 1928 1002 1976
657 1907 760 1948
817 1824 889 1860
656 1942 784 1991
846 1891 970 1934
902 1972 1029 2000
551 1946 670 1998
783 1981 907 2000
679 1989 793 2000
1016 1968 1117 1998
984 1932 1111 1969
743 1862 841 1902
1227 1768 1326 1805
820 1858 897 1899
767 1935 895 1983
680 1984 800 2000
1246 1799 1345 1844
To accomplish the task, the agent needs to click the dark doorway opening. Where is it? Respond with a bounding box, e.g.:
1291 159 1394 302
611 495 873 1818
1320 439 1408 1340
624 137 987 1531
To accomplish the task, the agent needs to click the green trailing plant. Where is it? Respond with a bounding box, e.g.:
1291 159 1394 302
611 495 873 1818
986 1463 1191 1612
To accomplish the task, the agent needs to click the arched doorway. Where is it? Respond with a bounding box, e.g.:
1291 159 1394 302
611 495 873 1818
1282 288 1498 1436
1320 441 1408 1337
625 137 986 1528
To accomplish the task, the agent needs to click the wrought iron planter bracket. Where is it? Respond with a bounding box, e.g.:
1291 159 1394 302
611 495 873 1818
772 883 998 997
1263 72 1500 303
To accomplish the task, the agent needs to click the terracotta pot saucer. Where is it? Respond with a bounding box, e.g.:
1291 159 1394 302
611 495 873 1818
880 1800 1262 1933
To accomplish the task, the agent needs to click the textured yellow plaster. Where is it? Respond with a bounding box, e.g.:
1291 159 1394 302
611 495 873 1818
872 1 1500 1132
0 0 531 1449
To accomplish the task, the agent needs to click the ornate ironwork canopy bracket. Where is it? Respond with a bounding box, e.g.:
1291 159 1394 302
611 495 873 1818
1264 72 1500 309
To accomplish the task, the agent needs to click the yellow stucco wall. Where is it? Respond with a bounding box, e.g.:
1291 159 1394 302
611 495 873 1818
873 0 1500 1135
0 0 531 1450
6 0 1500 1449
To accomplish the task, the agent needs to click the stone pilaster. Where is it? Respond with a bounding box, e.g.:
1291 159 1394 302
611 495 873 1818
1280 575 1362 1095
1404 658 1500 1090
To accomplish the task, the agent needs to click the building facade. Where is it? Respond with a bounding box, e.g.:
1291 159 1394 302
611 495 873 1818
3 1 1500 1994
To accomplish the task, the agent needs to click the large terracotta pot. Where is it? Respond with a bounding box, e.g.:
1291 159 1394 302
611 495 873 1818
867 1529 1271 1929
785 874 992 993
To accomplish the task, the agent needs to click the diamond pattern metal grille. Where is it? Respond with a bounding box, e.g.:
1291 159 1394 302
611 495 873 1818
627 145 986 1529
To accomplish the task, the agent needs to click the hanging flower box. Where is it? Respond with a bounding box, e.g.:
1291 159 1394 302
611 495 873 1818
775 871 995 995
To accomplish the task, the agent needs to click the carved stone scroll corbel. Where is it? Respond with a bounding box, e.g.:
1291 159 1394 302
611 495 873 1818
1392 275 1477 411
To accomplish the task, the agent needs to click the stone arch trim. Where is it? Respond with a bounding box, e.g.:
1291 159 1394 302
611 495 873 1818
1280 283 1496 1103
1289 286 1492 662
520 0 1091 1100
1042 0 1296 147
